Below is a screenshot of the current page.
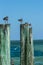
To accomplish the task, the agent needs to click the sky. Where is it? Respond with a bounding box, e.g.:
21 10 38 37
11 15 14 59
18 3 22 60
0 0 43 40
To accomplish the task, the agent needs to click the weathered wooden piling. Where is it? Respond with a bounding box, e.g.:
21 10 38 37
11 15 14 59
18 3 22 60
0 24 10 65
20 23 34 65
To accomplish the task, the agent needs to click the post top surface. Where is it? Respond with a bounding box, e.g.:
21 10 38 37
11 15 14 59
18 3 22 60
0 24 10 26
20 23 31 26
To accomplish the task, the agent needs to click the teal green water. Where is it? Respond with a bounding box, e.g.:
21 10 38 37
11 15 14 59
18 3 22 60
10 40 43 65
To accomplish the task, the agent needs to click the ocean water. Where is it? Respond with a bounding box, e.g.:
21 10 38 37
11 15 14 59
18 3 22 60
10 40 43 65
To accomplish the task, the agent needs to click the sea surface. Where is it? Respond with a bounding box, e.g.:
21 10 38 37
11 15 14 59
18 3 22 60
10 40 43 65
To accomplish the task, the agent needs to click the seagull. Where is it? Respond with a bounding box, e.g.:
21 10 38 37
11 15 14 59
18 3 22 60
18 18 23 24
3 16 8 24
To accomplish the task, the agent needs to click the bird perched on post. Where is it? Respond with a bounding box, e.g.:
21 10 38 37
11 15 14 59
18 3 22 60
3 16 8 34
3 16 8 24
18 18 23 24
